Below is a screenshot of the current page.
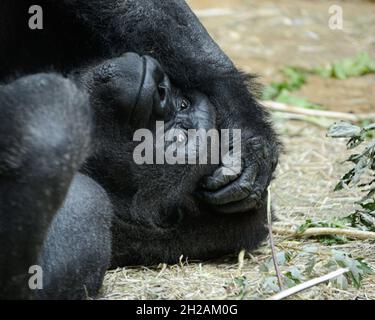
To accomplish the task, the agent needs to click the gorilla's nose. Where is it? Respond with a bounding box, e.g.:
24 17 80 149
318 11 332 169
115 53 174 128
139 55 174 121
88 52 174 130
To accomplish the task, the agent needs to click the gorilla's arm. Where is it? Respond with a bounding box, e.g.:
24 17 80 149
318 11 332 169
63 0 280 213
0 73 94 298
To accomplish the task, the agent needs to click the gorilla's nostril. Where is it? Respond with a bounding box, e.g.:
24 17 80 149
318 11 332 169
158 85 166 102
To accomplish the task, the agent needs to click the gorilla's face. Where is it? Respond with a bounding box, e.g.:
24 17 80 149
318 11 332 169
86 53 216 135
83 53 218 227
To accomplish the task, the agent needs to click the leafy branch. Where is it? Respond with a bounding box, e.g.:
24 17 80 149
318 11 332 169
328 122 375 232
262 52 375 110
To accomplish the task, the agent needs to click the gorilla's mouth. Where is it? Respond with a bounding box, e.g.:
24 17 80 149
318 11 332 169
173 127 189 146
176 129 188 144
163 125 189 147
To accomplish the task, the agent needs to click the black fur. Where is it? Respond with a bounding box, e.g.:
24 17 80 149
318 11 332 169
0 1 280 299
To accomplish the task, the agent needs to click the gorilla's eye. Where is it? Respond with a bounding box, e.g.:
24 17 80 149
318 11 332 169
181 98 190 110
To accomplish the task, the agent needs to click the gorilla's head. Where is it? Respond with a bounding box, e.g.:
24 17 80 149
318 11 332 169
82 53 219 228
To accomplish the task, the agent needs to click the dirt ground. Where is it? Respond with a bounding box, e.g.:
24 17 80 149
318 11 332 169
102 0 375 300
101 121 374 300
189 0 375 113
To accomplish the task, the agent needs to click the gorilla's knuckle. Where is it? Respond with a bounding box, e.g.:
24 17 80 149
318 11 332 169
210 195 221 205
238 183 251 196
244 136 263 150
250 188 263 202
0 75 91 177
13 73 89 115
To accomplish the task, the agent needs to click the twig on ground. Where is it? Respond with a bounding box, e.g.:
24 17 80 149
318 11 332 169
272 112 334 128
273 225 375 241
237 250 245 276
263 101 375 122
267 186 284 291
267 268 350 300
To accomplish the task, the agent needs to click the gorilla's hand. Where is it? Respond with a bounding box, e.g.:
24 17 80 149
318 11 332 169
198 135 278 213
191 72 281 216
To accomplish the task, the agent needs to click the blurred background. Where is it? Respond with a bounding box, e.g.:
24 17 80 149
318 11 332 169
188 0 375 113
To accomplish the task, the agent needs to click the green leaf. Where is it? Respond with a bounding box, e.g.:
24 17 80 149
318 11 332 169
331 250 373 289
319 236 347 245
327 122 361 138
297 219 349 244
285 267 304 284
305 256 316 276
313 66 332 78
315 53 375 79
302 245 319 254
275 90 323 110
332 62 348 80
259 262 270 273
281 66 307 90
234 276 249 299
283 276 297 289
262 277 280 293
331 274 349 290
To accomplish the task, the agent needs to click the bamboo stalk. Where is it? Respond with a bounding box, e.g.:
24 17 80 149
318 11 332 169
267 268 350 300
273 225 375 241
262 100 375 122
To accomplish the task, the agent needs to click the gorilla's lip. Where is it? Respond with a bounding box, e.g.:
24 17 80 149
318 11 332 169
178 129 189 145
163 122 189 147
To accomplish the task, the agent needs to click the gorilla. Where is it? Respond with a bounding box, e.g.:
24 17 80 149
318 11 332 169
0 1 280 299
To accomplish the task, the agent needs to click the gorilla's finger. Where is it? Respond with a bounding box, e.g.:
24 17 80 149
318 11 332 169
199 183 249 206
214 169 269 214
201 166 241 191
198 165 257 205
212 193 261 214
251 166 271 202
219 168 268 213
